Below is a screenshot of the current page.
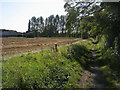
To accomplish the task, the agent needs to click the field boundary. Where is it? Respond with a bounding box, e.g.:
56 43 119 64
2 39 81 62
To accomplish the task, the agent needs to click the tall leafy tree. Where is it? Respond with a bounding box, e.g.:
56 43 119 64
28 20 31 32
37 16 44 34
64 0 102 37
59 15 66 36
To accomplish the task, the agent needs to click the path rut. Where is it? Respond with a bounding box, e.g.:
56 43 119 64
79 47 106 88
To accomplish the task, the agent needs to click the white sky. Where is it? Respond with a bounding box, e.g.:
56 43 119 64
0 0 67 32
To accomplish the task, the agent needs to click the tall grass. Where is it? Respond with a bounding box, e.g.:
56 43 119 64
2 42 92 88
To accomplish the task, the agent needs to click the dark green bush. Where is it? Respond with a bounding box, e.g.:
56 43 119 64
100 48 120 87
68 44 92 68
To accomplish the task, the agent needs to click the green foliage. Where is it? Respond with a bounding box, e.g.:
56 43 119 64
94 35 106 50
64 1 101 38
2 43 92 88
64 1 120 88
26 15 66 37
100 66 115 87
67 44 91 68
101 48 120 72
64 1 120 54
25 31 36 38
97 47 120 88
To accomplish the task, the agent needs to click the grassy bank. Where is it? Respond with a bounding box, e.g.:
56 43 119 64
2 40 92 88
94 38 120 88
99 50 120 88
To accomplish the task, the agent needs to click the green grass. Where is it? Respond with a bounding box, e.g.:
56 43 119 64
2 41 92 88
100 65 118 88
94 39 120 88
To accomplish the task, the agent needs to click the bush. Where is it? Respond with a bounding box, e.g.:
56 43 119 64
101 48 120 72
67 44 92 69
100 48 120 88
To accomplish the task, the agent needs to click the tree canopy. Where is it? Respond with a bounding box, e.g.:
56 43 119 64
26 15 66 37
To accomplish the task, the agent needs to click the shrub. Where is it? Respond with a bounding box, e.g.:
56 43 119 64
68 44 92 69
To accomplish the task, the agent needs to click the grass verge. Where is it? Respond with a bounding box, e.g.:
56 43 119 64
2 41 92 88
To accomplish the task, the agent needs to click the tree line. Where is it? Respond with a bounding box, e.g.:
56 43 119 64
26 15 67 37
26 14 83 38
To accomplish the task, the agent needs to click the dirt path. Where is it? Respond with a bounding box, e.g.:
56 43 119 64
89 49 105 88
79 47 106 88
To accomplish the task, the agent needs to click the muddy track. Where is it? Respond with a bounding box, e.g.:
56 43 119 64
79 47 106 88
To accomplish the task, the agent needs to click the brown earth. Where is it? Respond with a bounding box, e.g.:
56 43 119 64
1 37 79 56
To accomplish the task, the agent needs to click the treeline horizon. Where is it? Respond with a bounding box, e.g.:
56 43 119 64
25 14 84 38
26 15 78 38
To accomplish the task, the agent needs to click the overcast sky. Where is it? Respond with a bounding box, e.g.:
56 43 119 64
0 0 67 32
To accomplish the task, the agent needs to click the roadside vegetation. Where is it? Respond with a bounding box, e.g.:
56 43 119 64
94 37 120 88
2 40 92 88
64 1 120 88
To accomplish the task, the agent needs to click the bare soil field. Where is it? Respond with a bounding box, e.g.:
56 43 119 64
1 37 79 56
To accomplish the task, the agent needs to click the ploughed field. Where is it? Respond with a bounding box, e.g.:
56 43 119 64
1 37 79 55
